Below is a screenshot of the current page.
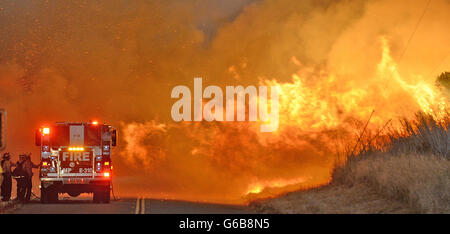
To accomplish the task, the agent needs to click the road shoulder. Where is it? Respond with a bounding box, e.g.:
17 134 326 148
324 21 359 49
0 200 23 214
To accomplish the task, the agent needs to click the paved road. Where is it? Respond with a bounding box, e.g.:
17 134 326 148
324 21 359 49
11 197 254 214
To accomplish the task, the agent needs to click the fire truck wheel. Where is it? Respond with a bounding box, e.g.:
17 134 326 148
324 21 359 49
40 186 58 203
103 189 110 203
47 189 58 203
93 191 104 203
40 187 48 204
93 188 110 203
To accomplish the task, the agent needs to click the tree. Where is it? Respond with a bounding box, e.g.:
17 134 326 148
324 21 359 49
436 72 450 90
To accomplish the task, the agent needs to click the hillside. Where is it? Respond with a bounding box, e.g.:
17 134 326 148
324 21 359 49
253 113 450 214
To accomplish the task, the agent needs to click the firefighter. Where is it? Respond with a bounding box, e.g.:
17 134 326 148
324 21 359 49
0 154 2 201
1 152 15 201
14 154 27 201
22 153 39 203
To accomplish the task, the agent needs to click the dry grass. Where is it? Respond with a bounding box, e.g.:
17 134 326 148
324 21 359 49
253 112 450 213
332 153 450 213
252 183 414 214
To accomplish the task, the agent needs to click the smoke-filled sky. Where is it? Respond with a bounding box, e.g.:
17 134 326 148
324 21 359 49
0 0 449 203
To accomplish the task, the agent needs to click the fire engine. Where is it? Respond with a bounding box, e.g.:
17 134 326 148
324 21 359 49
35 121 117 203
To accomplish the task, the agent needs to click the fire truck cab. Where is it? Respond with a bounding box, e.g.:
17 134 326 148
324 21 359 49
35 121 117 203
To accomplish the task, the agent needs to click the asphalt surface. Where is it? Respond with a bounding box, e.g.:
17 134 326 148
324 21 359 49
11 197 254 214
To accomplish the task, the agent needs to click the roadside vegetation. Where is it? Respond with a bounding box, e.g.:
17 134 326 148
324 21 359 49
253 73 450 214
331 112 449 213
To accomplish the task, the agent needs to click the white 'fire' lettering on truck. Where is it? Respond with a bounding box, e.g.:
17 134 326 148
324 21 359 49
62 152 90 161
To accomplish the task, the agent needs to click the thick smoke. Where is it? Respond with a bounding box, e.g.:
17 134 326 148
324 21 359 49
0 0 448 203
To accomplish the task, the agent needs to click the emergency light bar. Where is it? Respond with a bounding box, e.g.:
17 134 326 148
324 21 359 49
68 147 85 151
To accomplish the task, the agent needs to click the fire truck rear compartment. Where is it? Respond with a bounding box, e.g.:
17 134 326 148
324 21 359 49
36 122 116 204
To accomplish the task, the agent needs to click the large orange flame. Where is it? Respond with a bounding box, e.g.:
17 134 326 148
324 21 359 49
119 37 447 203
0 0 448 205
